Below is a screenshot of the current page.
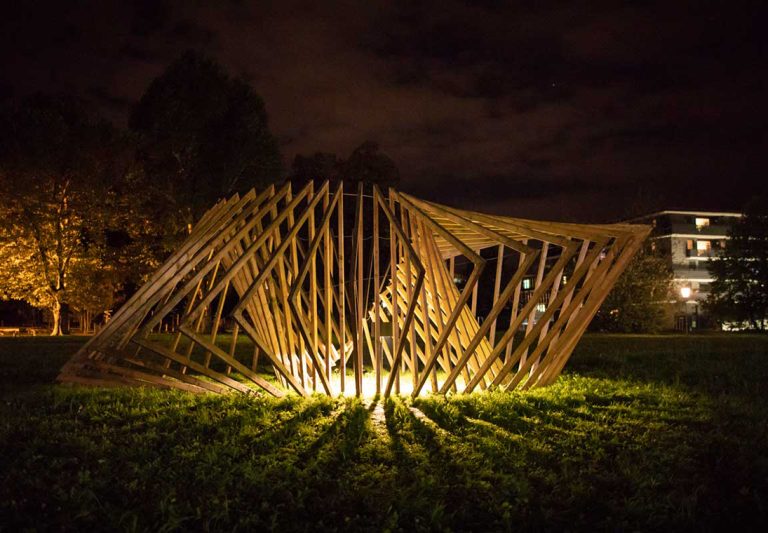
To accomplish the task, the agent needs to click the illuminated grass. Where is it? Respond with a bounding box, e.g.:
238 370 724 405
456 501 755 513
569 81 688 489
1 334 767 530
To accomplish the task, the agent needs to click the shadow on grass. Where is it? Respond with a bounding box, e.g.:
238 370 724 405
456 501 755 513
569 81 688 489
414 381 768 531
382 396 518 531
2 335 768 530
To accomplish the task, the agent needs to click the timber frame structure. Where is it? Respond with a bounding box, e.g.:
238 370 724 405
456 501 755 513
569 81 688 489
59 181 650 398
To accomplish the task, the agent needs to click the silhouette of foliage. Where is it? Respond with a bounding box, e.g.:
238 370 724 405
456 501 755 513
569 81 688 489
292 141 399 189
707 198 768 330
592 249 673 333
130 51 282 234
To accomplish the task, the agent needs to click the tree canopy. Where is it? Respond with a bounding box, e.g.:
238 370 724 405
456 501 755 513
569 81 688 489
591 249 673 333
0 53 405 333
706 199 768 330
0 95 129 334
130 50 282 233
291 141 399 190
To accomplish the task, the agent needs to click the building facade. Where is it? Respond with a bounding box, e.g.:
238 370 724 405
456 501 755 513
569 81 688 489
628 210 742 330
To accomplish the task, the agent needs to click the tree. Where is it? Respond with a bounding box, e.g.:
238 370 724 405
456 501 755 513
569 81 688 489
130 51 282 236
291 141 399 189
706 199 768 330
291 152 341 185
0 96 128 334
339 141 399 188
591 249 673 333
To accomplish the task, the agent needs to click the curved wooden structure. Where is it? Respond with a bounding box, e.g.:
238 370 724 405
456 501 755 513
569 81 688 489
58 181 650 397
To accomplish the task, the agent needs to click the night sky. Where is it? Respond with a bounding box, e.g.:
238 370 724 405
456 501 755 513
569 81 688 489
2 1 766 221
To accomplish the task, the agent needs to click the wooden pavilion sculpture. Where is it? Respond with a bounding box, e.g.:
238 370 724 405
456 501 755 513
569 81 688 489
59 181 650 397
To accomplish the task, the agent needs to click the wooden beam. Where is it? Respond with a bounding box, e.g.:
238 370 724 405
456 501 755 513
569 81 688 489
59 182 650 398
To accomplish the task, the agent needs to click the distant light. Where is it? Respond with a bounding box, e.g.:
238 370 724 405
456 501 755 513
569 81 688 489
680 286 692 299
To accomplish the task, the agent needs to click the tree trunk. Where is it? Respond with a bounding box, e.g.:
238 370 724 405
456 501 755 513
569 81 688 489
50 297 63 336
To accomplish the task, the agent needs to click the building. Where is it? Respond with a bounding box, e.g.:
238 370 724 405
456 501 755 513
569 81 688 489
628 210 742 330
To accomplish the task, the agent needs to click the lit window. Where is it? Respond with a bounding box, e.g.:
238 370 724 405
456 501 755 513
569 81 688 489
536 303 546 312
695 217 710 229
697 240 711 254
522 278 532 290
686 239 693 251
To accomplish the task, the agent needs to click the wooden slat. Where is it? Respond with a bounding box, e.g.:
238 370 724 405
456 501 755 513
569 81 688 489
59 181 650 398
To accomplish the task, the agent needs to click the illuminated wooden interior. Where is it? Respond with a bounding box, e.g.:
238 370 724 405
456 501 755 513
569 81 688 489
58 181 650 397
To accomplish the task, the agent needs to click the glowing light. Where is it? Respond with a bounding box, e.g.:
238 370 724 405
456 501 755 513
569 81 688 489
680 286 692 299
334 371 445 398
695 217 710 229
59 181 648 397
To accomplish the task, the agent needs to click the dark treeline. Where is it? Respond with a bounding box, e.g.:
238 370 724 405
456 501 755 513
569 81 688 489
0 51 398 334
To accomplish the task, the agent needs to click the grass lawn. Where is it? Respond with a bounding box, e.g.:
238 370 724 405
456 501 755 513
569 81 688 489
1 334 767 531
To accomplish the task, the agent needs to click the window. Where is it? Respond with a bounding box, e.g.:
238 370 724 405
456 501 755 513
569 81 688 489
686 239 693 257
536 303 546 313
522 278 532 290
697 240 712 256
695 217 710 230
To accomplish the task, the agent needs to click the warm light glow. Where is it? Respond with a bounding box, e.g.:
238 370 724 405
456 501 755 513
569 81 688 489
331 370 450 398
680 286 692 299
695 217 710 229
59 181 648 398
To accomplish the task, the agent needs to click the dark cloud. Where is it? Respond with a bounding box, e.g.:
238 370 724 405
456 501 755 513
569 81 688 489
1 0 766 221
171 20 216 45
409 172 610 203
130 0 171 37
86 86 133 113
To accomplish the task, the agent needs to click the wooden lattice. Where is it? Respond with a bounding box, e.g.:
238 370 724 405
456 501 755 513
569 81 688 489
58 181 650 397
